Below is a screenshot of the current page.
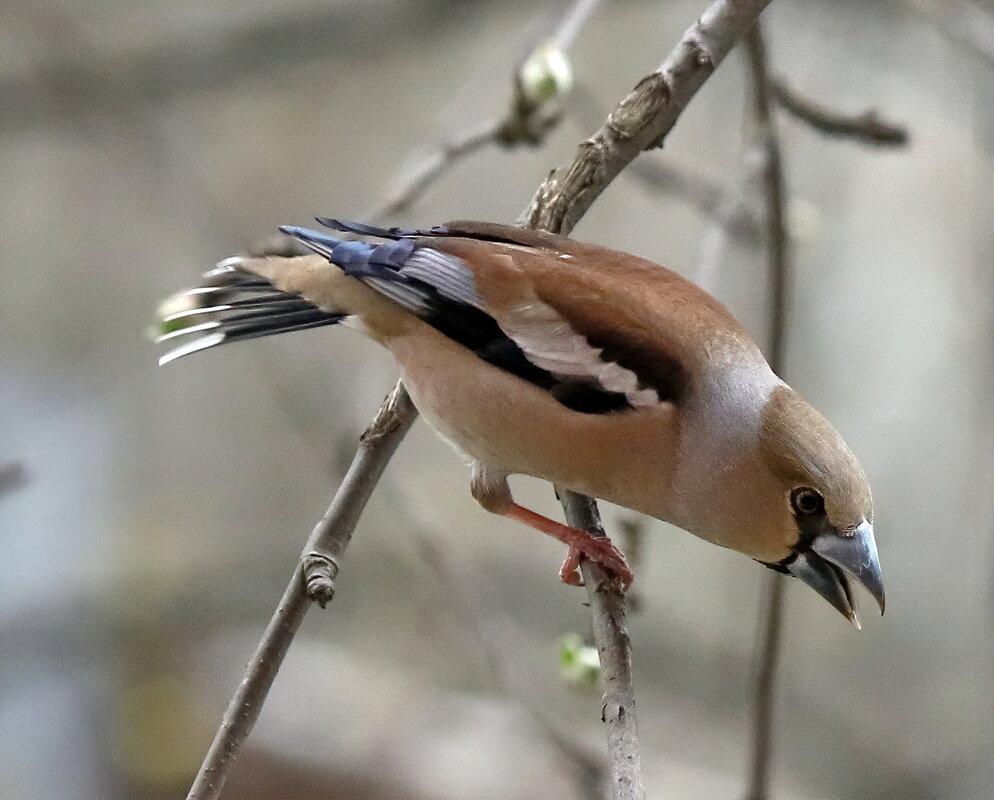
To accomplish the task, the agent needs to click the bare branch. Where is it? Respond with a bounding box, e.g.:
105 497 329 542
745 573 787 800
185 386 416 800
742 23 789 800
771 79 909 146
364 119 504 220
520 0 774 236
521 4 776 795
569 83 763 240
187 2 606 797
746 27 789 372
561 491 644 800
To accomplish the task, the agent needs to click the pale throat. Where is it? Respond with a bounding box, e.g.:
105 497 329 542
663 354 784 548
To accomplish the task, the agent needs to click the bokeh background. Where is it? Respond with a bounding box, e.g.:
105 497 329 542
2 0 993 798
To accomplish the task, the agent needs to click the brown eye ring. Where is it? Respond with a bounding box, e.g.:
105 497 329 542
791 487 824 515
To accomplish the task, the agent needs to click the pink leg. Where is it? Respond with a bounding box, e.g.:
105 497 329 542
503 504 633 589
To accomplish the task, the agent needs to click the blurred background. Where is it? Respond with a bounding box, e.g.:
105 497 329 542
2 0 993 797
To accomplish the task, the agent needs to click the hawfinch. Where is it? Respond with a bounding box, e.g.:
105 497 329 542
158 219 884 625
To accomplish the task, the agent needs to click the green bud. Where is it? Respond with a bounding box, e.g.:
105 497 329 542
519 44 573 106
558 632 600 688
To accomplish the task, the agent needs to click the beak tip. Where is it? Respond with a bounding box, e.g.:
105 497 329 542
808 519 885 626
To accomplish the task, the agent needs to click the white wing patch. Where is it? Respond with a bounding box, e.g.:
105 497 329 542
389 246 662 409
499 302 661 408
400 248 482 308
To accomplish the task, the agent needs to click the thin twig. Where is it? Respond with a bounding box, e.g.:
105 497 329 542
625 156 763 241
186 387 416 800
691 146 765 291
742 22 789 800
771 79 909 146
747 28 789 372
745 572 787 800
364 119 504 220
365 0 606 221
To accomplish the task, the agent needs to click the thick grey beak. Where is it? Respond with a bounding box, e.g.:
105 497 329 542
787 519 884 628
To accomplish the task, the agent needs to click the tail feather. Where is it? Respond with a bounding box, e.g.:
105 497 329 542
156 262 343 365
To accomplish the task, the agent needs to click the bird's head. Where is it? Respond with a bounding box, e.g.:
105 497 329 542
758 385 884 627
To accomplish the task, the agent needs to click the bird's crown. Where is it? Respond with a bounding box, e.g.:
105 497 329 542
759 386 872 530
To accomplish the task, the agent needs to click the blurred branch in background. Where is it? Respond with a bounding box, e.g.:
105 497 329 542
365 0 601 221
692 146 766 290
739 19 908 800
0 461 28 500
742 25 789 800
412 525 607 800
363 118 504 219
906 0 994 68
771 79 909 146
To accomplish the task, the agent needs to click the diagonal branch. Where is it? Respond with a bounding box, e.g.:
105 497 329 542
185 2 603 798
520 0 774 235
364 119 505 219
186 387 416 800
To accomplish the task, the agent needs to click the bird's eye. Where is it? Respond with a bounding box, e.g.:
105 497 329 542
791 487 824 515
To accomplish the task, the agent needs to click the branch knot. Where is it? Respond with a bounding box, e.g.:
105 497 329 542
302 551 340 607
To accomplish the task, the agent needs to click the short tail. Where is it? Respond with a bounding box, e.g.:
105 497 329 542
157 219 432 365
156 258 344 365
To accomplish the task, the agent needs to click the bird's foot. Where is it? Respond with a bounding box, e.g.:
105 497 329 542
501 503 633 591
558 536 633 591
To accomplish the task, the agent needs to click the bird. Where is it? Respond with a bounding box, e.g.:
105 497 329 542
157 218 884 626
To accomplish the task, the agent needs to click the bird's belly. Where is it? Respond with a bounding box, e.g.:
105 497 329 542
389 326 679 516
